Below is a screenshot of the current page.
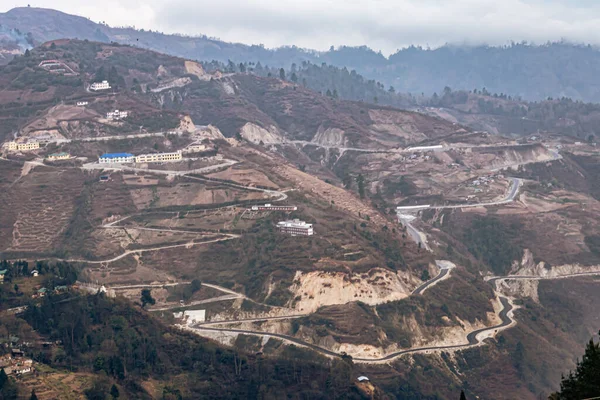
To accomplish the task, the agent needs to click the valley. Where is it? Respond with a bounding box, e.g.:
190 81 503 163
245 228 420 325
0 39 598 399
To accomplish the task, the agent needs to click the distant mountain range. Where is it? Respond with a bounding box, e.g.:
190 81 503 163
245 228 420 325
4 7 600 102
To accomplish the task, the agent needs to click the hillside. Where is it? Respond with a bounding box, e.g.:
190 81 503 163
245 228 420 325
417 88 600 141
6 8 600 102
1 39 600 400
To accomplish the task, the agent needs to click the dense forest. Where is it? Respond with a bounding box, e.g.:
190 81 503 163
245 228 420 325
0 259 389 399
21 293 364 398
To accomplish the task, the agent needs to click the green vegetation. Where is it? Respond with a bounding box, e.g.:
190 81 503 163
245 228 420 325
585 235 600 256
0 260 78 308
383 176 418 198
0 368 18 399
463 216 523 275
20 292 369 398
551 334 600 400
140 288 155 308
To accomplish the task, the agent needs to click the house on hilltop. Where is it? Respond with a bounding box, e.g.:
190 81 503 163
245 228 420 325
277 219 313 236
106 109 128 120
90 80 111 91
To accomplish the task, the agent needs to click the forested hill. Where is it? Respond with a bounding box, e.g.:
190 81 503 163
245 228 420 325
4 8 600 102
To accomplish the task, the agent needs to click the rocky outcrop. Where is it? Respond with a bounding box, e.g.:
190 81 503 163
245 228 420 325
240 123 283 144
312 126 345 147
289 268 415 313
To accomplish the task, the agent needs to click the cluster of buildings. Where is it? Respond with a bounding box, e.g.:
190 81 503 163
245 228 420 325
106 109 129 121
0 269 38 284
470 173 503 188
277 219 313 236
99 150 183 164
0 351 33 376
90 80 111 91
4 140 40 152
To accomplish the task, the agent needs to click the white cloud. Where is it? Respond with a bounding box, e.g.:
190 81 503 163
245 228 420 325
4 0 600 54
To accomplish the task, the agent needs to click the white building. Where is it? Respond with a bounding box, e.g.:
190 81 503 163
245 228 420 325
135 150 182 163
90 80 111 91
182 310 206 324
99 153 135 164
251 204 297 212
46 152 70 161
76 101 88 106
277 219 313 236
106 109 128 120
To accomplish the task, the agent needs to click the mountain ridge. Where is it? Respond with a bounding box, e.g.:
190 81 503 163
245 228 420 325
4 7 600 102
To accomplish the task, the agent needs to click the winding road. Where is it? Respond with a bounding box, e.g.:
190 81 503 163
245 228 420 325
396 177 522 252
397 177 522 212
187 265 600 363
411 262 454 295
188 296 515 364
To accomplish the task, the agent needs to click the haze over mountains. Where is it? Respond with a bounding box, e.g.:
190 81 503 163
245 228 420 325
4 7 600 102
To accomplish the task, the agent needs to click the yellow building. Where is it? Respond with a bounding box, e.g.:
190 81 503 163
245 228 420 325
5 141 39 151
47 152 70 161
18 141 40 151
135 150 182 163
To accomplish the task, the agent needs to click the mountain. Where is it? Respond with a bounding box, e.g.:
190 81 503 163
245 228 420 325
417 88 600 141
5 8 600 102
1 39 600 400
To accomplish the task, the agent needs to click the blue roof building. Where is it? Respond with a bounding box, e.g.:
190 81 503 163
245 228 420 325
99 153 134 164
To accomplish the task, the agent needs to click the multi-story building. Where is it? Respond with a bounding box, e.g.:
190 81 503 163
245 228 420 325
99 153 135 164
277 219 314 236
106 109 128 120
135 150 182 163
19 141 40 151
47 152 70 161
251 204 298 212
90 80 111 91
5 141 40 151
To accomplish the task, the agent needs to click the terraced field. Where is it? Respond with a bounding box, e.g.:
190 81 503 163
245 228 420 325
0 164 86 256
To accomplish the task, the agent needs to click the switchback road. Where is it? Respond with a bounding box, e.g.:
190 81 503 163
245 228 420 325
189 296 515 364
397 177 522 212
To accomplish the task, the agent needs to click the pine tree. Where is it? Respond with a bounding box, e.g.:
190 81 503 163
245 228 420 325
553 333 600 399
110 384 120 398
460 390 466 400
30 389 38 400
0 368 7 389
141 289 155 308
356 174 366 199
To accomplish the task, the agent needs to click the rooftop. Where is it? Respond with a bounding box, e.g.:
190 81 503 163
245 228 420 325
48 152 69 157
100 153 134 159
277 219 312 228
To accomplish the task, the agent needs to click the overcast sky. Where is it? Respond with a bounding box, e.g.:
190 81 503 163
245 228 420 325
3 0 600 54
